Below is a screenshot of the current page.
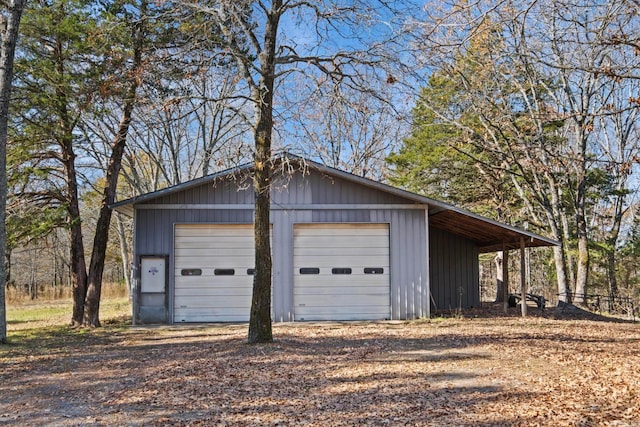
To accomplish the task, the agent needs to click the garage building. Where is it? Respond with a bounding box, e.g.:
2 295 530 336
112 154 557 324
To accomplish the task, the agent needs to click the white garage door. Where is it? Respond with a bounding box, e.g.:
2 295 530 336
294 223 390 321
174 224 254 322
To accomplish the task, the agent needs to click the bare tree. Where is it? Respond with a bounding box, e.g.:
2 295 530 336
411 0 640 303
182 0 414 343
186 67 254 177
78 0 149 327
289 77 407 180
0 0 27 344
590 78 640 300
86 68 252 300
115 69 253 193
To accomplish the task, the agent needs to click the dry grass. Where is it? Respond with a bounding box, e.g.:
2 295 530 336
1 307 639 426
5 281 128 305
5 283 130 330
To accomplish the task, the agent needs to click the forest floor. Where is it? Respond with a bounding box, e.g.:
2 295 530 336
1 302 639 426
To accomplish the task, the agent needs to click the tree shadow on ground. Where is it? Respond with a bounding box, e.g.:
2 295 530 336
0 324 544 426
3 318 639 426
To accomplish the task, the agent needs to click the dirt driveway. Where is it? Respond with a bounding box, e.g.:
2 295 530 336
1 315 639 426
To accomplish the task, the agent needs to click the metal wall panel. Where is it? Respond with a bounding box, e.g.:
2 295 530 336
387 209 429 320
307 172 409 204
428 227 480 311
145 179 254 206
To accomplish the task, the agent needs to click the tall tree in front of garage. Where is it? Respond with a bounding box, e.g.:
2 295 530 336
182 0 416 343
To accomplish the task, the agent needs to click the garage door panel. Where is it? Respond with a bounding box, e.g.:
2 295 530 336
174 309 249 323
294 223 388 234
294 306 390 321
175 247 254 257
175 294 252 308
174 269 255 278
175 253 254 264
174 258 255 269
294 256 388 267
176 277 253 288
294 291 389 303
294 235 389 247
294 277 388 287
174 286 253 297
175 251 254 259
295 305 390 314
294 248 389 257
176 235 255 242
294 280 388 289
175 226 256 237
174 224 254 322
175 244 254 253
294 248 389 258
294 223 390 321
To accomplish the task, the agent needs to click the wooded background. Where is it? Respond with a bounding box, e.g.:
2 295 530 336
2 0 640 336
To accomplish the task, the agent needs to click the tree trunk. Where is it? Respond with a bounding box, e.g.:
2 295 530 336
553 244 571 303
115 212 132 299
68 152 88 326
502 249 509 313
548 226 571 305
604 190 624 304
249 152 273 343
247 0 281 344
547 180 572 304
53 41 87 325
560 204 576 293
5 249 11 287
606 248 618 298
520 238 527 317
84 5 143 327
84 102 136 326
0 0 27 343
494 251 504 303
574 213 589 305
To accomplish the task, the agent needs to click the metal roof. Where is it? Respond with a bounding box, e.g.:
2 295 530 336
110 153 559 253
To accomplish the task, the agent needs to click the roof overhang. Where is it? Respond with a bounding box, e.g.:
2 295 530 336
110 153 559 252
428 209 557 253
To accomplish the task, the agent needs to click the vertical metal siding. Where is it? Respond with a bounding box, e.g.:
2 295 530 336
272 211 292 321
132 209 139 325
428 227 480 311
424 209 430 319
388 209 428 320
308 173 409 205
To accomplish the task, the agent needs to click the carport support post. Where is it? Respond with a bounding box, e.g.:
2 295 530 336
425 208 430 320
520 237 527 317
502 243 509 314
